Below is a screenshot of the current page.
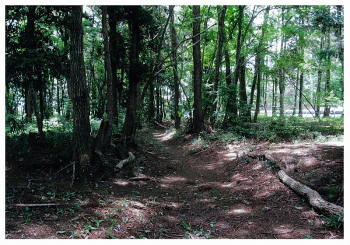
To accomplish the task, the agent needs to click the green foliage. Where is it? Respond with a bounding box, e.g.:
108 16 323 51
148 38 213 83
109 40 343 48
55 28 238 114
321 213 343 230
219 116 343 143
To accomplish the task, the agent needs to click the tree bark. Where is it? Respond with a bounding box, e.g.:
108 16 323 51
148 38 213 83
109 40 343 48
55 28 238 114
315 70 322 118
156 83 162 123
147 80 155 122
210 5 227 123
123 6 142 147
278 6 286 117
323 31 331 118
335 5 343 72
225 6 244 123
298 15 305 117
108 6 120 125
298 72 304 117
95 6 114 150
192 5 204 133
278 170 343 218
253 58 263 123
169 5 180 129
238 56 249 121
251 6 269 122
24 6 36 123
69 6 91 169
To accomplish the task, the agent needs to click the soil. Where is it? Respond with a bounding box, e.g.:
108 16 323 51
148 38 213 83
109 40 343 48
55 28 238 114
5 123 344 239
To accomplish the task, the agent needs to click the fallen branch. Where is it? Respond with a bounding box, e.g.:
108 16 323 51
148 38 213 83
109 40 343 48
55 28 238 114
8 202 99 208
114 152 135 172
129 176 152 181
278 170 343 219
153 121 167 129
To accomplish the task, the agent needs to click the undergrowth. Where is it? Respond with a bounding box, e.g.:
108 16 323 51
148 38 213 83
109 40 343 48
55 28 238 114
218 116 343 143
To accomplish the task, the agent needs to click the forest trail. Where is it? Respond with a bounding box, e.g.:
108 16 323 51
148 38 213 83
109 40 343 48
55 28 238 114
5 124 343 239
129 125 344 239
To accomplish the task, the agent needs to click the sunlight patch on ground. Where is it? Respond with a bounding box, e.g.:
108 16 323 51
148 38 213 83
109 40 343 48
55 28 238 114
320 141 344 147
254 189 273 199
224 152 238 160
21 224 55 238
219 144 241 160
153 129 177 142
203 161 225 170
160 176 187 188
228 205 252 215
298 157 319 167
251 162 263 170
113 179 129 186
272 224 304 238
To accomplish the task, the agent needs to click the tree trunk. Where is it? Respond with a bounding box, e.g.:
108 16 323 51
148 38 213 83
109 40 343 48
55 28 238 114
29 82 43 139
278 7 285 117
263 73 268 116
192 5 204 133
25 86 33 122
108 6 120 125
169 5 180 129
278 170 343 218
37 72 45 139
253 59 263 123
123 6 142 147
249 55 259 107
148 80 155 122
336 5 343 72
56 79 61 114
24 6 36 123
298 15 305 117
69 6 91 169
315 70 322 118
252 6 269 122
272 79 276 116
156 83 161 123
298 72 304 117
225 5 244 124
323 31 331 118
238 56 249 121
95 6 114 150
210 5 227 123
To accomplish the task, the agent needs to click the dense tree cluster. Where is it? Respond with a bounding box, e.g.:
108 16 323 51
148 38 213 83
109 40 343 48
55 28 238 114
5 5 343 171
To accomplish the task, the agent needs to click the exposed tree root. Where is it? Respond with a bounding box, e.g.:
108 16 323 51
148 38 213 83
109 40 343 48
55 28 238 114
278 170 343 219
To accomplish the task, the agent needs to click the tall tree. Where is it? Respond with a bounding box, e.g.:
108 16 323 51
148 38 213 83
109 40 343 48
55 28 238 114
69 6 91 169
210 5 227 123
252 6 270 122
108 6 121 123
323 10 331 118
192 5 204 133
225 5 244 123
94 6 115 151
315 37 323 118
278 6 286 117
169 5 180 129
298 11 305 117
123 6 142 146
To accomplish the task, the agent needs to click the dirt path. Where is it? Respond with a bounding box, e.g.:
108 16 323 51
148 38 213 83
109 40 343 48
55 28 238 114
6 126 343 239
129 127 343 239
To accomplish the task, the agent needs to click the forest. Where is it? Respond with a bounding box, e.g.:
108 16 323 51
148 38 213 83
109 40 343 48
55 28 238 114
5 5 344 239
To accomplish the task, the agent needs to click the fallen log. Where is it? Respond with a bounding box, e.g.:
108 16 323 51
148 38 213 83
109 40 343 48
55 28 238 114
278 170 343 219
114 152 135 172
